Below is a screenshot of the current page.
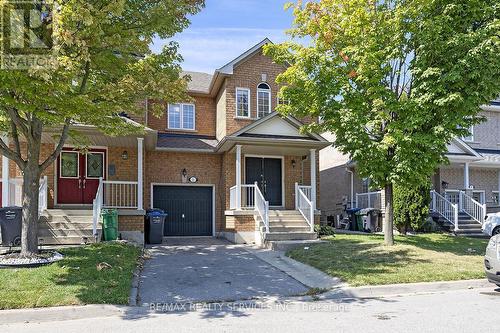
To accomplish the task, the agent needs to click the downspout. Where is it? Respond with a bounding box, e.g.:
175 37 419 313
346 168 354 208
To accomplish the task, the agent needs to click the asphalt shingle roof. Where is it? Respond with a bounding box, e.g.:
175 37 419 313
157 133 218 151
181 71 213 94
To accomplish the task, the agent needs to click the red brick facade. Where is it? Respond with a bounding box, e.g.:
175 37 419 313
1 41 324 238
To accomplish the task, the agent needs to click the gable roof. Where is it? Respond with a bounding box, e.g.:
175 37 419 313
217 38 273 75
182 38 274 96
446 137 483 162
230 112 328 142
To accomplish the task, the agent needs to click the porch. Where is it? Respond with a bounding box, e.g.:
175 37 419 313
225 143 321 244
0 127 153 245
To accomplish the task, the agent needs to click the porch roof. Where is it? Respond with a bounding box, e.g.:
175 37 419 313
42 118 157 150
469 149 500 167
156 133 219 152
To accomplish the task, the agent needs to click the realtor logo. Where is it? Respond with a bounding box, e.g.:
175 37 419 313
0 0 57 69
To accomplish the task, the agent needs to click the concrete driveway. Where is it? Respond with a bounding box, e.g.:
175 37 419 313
138 237 308 305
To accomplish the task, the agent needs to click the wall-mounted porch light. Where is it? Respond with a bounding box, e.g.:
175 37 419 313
182 168 187 177
291 159 296 169
121 150 129 160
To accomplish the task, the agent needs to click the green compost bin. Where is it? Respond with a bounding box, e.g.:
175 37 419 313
355 210 365 231
102 209 118 241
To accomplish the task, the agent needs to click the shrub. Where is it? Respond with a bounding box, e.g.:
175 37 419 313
315 225 335 236
394 182 432 234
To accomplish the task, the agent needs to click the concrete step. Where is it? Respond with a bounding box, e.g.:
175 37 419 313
264 239 325 251
268 210 301 216
456 224 483 230
41 216 94 224
264 226 311 233
45 209 93 217
38 228 96 237
38 235 99 245
268 218 307 224
454 232 489 238
267 221 310 227
264 232 317 241
39 221 95 229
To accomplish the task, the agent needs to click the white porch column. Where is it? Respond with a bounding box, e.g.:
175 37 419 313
464 162 470 189
235 145 242 210
137 137 144 211
310 149 317 211
1 135 9 207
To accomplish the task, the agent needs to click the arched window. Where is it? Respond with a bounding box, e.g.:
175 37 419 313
257 83 271 118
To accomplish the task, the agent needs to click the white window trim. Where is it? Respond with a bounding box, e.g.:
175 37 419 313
235 87 251 119
167 103 196 130
257 83 271 119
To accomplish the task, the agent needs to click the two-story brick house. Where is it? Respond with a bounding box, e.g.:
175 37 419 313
0 39 330 246
320 99 500 236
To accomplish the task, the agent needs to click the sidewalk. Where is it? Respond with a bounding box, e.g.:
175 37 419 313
0 279 494 326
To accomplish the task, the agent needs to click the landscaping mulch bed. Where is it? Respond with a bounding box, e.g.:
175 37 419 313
0 251 64 268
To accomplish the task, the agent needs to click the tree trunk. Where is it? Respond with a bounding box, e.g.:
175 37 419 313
20 160 41 255
384 183 395 246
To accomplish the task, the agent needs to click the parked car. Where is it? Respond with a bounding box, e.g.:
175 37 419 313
482 213 500 236
485 234 500 288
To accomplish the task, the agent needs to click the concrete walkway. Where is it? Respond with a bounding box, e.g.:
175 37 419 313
137 237 309 305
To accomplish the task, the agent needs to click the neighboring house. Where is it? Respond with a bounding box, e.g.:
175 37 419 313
0 39 330 246
320 99 500 235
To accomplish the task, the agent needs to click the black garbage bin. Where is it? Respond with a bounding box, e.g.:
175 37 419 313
145 209 167 244
0 207 22 246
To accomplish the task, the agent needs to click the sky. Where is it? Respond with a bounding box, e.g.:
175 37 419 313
150 0 294 73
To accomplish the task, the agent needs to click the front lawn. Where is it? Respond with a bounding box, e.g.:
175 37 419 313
287 233 488 287
0 242 142 309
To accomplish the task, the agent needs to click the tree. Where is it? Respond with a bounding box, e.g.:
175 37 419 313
394 182 431 234
0 0 205 255
265 0 500 245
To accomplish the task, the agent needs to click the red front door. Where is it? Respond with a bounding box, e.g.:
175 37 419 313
57 148 106 205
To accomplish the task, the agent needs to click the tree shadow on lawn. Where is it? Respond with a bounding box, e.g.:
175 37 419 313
49 243 141 306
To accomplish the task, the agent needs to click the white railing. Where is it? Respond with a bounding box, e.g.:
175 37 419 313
254 182 269 234
296 183 314 232
38 176 48 215
229 184 257 210
102 180 138 209
355 191 383 209
92 177 104 238
430 190 459 231
241 184 256 209
460 191 487 225
298 185 312 201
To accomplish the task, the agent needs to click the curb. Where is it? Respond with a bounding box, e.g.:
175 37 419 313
318 278 494 301
128 248 147 307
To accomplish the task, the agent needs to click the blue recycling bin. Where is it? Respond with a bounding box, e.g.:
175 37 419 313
145 209 168 244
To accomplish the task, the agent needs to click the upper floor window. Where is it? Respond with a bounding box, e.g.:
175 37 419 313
236 88 250 118
168 103 195 130
461 125 474 142
257 83 271 118
277 95 290 106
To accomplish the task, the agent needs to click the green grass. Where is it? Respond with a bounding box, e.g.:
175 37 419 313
0 242 142 309
287 233 488 287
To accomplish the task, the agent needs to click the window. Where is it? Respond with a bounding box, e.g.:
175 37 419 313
168 103 195 130
460 125 474 142
257 83 271 118
236 88 250 118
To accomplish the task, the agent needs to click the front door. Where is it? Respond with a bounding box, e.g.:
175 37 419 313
245 157 282 206
57 148 106 205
